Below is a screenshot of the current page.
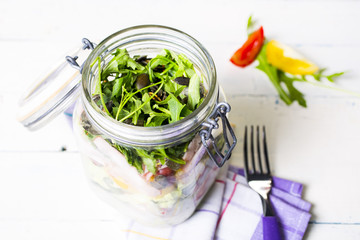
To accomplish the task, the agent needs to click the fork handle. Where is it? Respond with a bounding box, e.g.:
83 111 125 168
262 216 282 240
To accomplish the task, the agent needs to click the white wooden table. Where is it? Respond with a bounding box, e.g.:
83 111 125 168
1 0 360 239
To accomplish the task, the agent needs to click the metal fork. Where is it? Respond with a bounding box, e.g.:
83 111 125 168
244 126 282 240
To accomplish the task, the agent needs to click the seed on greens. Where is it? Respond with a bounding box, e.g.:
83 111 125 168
135 55 151 66
123 118 132 125
153 65 166 72
161 91 167 101
136 119 145 126
150 86 157 92
136 73 150 90
150 85 167 100
174 77 190 86
135 55 148 62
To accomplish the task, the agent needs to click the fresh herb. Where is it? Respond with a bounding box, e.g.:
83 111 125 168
95 48 203 125
86 48 205 175
256 43 306 107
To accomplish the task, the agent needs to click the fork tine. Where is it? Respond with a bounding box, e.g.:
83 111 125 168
250 126 256 174
243 126 249 177
256 126 264 174
262 126 271 174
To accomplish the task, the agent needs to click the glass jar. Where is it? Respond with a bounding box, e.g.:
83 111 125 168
19 25 236 227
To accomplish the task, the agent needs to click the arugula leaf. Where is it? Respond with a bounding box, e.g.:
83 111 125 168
187 74 201 110
127 58 145 71
145 112 169 127
102 61 119 76
247 15 253 30
256 43 293 105
178 54 195 78
111 77 123 98
130 98 142 125
136 149 156 174
278 71 307 107
312 68 345 83
103 49 127 75
141 93 152 114
180 106 193 118
114 144 143 174
156 148 186 165
326 72 345 82
168 95 185 123
246 15 258 36
312 68 327 81
153 104 172 115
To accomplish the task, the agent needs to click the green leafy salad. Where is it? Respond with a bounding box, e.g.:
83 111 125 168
85 48 206 176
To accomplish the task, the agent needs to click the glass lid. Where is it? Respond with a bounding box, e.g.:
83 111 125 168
17 43 91 130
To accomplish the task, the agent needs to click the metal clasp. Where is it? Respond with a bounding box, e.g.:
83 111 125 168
66 38 96 73
200 102 237 167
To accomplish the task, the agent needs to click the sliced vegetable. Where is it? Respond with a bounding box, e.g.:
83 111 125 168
266 40 319 75
230 26 265 67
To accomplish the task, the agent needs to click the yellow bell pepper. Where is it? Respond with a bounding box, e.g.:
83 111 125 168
266 40 319 75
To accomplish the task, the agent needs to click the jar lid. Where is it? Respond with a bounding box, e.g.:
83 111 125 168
17 42 92 130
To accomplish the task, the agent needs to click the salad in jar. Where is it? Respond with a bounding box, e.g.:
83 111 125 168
74 47 225 226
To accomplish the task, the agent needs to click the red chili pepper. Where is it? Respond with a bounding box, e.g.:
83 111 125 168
230 26 265 67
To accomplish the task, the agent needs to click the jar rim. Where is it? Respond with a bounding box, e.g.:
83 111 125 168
81 25 218 147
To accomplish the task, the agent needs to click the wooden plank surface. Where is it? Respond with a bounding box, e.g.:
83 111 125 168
1 0 360 239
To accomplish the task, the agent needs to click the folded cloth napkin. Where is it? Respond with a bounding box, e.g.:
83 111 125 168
114 165 311 240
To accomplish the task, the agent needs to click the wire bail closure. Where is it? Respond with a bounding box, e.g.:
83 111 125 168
66 38 96 73
200 102 237 167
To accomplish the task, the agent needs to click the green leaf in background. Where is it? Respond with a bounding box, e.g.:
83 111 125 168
312 68 345 83
312 68 327 81
326 72 345 82
256 43 293 106
246 15 257 36
247 15 253 30
278 71 307 107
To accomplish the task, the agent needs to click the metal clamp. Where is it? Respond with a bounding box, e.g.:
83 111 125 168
200 102 237 167
66 38 96 73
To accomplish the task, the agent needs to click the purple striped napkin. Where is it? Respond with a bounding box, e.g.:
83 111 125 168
220 166 312 240
108 165 311 240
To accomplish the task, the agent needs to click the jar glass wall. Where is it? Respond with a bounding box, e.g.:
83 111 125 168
73 25 228 226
